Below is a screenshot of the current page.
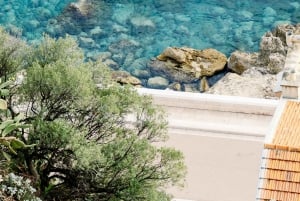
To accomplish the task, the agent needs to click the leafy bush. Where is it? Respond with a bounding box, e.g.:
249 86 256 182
0 29 186 201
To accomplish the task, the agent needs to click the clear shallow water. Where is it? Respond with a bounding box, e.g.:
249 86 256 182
0 0 300 82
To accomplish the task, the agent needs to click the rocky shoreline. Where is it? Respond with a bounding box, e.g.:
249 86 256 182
63 1 300 99
3 0 300 99
114 24 300 99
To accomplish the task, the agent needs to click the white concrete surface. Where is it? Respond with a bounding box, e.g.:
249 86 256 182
138 88 278 141
137 88 279 201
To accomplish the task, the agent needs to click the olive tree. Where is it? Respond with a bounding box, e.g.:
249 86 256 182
0 32 186 201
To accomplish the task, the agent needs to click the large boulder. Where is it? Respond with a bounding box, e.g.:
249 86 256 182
148 47 227 83
228 51 259 74
259 32 286 59
111 71 141 86
228 26 289 75
258 32 287 74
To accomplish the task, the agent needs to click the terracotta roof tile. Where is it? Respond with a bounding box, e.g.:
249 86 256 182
272 101 300 150
266 150 300 162
265 159 300 172
261 179 300 193
259 189 299 201
257 101 300 201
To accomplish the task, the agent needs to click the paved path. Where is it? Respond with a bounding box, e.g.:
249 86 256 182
280 33 300 93
285 34 300 72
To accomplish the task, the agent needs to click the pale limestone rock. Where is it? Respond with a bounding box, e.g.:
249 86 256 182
207 71 277 99
267 53 286 74
259 33 285 55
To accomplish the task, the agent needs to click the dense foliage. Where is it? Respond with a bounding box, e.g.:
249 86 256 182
0 28 186 201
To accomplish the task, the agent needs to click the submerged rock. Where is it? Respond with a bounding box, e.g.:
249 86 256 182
69 0 93 17
147 76 169 89
148 47 227 83
103 59 119 70
129 16 156 34
79 36 95 48
108 39 140 54
131 69 151 79
90 26 104 38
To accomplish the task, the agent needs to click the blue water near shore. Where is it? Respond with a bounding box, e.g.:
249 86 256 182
0 0 299 82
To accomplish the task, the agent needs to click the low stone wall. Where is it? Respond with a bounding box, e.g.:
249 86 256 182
138 88 278 140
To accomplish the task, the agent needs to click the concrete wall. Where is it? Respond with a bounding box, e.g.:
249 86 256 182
137 88 279 201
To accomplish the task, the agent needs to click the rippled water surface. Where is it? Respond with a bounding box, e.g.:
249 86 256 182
0 0 299 77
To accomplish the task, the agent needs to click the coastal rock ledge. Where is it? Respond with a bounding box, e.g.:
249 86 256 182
148 47 227 83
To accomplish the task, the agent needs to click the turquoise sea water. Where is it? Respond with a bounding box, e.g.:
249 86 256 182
0 0 299 83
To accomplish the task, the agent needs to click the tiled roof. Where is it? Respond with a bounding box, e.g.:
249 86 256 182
265 101 300 151
257 100 300 201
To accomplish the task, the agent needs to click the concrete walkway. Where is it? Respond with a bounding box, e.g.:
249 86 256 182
138 88 279 201
285 33 300 72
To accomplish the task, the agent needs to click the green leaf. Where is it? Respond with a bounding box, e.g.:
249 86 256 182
2 150 11 161
0 99 7 110
10 138 27 149
7 145 17 155
0 120 14 131
2 123 17 137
